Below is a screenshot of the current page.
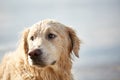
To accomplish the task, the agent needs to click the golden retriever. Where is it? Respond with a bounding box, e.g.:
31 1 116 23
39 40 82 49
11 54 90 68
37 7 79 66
0 19 80 80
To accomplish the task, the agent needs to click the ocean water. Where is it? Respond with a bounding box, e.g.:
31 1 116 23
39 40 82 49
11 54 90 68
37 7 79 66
0 0 120 80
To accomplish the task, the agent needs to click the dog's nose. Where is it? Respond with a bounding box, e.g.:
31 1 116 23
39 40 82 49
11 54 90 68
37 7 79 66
28 49 42 57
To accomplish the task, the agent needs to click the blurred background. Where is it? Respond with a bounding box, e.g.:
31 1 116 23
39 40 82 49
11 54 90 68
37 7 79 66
0 0 120 80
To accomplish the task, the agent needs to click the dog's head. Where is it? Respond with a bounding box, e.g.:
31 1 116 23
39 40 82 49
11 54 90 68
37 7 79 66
20 19 80 67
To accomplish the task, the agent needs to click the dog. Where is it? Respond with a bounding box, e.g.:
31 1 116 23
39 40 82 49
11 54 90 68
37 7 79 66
0 19 80 80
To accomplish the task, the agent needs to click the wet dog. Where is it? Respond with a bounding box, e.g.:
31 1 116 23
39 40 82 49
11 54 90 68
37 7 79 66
0 19 80 80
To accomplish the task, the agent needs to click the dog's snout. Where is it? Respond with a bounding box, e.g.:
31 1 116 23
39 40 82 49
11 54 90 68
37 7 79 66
28 49 42 57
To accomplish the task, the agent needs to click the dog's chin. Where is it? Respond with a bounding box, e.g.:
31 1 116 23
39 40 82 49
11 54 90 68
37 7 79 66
32 62 46 67
28 57 46 67
28 56 56 67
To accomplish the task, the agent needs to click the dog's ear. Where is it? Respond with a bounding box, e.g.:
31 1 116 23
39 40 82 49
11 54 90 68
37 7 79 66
66 27 80 58
20 28 29 54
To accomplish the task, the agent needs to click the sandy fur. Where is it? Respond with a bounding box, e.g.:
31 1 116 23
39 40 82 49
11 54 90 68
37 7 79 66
0 19 80 80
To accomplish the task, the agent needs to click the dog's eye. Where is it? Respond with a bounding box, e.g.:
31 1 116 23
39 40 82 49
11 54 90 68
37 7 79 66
30 36 34 41
48 33 56 39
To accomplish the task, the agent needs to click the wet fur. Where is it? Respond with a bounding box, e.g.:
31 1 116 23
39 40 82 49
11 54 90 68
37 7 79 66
0 19 80 80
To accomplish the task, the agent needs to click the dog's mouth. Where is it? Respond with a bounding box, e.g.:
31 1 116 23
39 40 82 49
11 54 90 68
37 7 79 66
28 56 56 67
33 60 56 67
28 56 46 67
51 61 56 65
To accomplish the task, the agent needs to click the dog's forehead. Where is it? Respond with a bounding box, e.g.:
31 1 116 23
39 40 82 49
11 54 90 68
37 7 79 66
30 20 67 33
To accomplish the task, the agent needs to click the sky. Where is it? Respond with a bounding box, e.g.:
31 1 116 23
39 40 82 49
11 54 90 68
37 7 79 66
0 0 120 80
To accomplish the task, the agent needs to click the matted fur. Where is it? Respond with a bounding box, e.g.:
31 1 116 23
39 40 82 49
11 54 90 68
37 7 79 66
0 19 80 80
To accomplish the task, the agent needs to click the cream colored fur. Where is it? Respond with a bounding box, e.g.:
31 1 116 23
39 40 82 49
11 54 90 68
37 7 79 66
0 19 80 80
